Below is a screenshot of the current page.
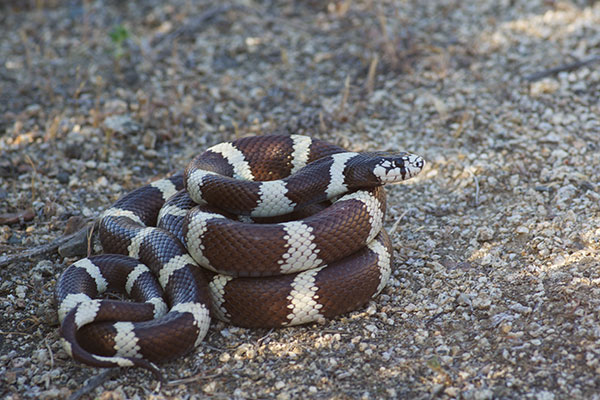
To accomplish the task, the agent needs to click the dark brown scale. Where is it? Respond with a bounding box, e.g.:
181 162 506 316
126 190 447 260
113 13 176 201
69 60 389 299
213 231 392 328
183 188 385 277
282 156 333 207
99 217 143 255
233 135 296 179
315 230 392 318
185 211 290 277
55 254 163 303
108 175 184 225
250 202 329 224
194 175 262 216
184 135 351 216
216 272 298 327
184 150 234 178
306 201 373 261
306 138 347 163
157 189 196 244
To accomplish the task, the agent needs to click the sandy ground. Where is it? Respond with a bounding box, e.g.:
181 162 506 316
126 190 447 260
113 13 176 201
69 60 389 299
1 1 600 399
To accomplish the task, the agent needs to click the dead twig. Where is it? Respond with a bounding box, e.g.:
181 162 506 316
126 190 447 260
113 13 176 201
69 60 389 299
68 369 120 400
337 75 351 117
151 5 252 46
365 55 379 95
524 54 600 82
166 369 223 386
45 339 55 368
86 221 96 257
0 222 94 268
467 169 480 207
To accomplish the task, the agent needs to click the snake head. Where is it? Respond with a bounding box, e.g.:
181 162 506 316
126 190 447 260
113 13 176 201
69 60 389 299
370 152 425 184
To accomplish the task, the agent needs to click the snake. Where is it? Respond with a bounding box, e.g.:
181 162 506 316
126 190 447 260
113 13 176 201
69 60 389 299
55 134 424 379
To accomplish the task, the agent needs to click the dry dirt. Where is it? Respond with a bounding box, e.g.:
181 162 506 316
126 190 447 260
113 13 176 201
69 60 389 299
1 1 600 399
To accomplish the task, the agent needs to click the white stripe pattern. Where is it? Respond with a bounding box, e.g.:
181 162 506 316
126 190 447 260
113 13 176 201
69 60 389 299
150 178 178 200
113 322 141 357
325 152 359 198
58 293 92 323
208 274 234 321
62 340 73 357
157 202 188 225
147 297 168 319
284 266 325 326
127 227 154 258
74 299 102 328
93 355 135 367
369 238 392 296
209 142 254 180
290 135 312 174
74 258 108 293
125 264 150 294
102 208 144 225
252 181 296 217
278 221 322 274
186 169 215 204
157 254 197 288
185 210 226 270
171 302 211 346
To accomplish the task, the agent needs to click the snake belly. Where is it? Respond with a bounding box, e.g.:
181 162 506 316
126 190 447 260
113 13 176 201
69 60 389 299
55 134 424 377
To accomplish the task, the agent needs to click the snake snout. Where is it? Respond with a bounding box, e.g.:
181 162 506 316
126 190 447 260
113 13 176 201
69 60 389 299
372 153 425 183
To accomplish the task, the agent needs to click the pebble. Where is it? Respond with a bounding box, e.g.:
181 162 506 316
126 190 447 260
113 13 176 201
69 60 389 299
56 171 70 184
103 115 140 134
57 227 89 257
477 226 494 242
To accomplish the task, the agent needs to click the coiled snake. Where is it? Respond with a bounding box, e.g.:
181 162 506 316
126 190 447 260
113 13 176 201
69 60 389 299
55 134 424 379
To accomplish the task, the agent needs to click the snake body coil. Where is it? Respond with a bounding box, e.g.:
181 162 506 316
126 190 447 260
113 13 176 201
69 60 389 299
55 134 424 378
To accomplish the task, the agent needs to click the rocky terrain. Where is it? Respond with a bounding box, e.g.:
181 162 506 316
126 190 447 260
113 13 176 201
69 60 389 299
1 1 599 399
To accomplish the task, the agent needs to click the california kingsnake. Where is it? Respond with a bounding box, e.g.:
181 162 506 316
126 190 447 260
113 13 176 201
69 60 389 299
55 134 424 379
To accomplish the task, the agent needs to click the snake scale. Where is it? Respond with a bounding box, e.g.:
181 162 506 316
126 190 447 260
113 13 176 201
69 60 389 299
55 134 424 379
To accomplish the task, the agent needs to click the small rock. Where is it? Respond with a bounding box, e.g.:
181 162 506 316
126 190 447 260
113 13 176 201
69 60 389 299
63 216 87 235
103 115 140 134
7 234 22 245
477 227 494 242
58 227 90 257
554 184 577 209
15 285 27 299
56 171 70 184
0 209 35 225
202 381 217 395
516 226 529 234
510 302 532 314
472 295 491 310
64 142 84 159
25 103 42 116
104 99 128 113
143 131 157 149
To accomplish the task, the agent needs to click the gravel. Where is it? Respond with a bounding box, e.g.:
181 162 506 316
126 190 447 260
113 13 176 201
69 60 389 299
1 0 600 399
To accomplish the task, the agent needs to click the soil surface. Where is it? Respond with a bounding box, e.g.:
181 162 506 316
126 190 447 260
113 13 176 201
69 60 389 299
1 1 600 399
